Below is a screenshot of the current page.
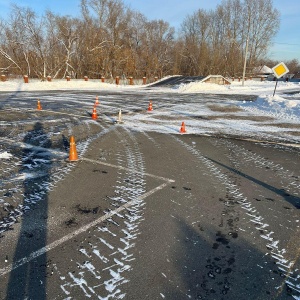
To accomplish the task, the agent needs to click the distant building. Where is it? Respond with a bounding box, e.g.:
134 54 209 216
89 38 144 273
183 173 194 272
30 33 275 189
201 75 231 85
253 65 273 76
251 65 273 81
289 72 300 82
292 72 300 79
253 65 300 82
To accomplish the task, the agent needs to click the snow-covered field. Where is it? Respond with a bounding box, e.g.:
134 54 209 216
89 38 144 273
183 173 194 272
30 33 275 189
1 77 300 147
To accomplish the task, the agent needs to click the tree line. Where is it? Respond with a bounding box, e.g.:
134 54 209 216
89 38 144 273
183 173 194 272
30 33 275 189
0 0 298 80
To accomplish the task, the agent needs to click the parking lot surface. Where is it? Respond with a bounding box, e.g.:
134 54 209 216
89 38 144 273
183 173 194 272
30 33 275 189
0 90 299 299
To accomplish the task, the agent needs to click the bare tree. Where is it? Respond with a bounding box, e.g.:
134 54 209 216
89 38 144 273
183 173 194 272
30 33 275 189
212 0 244 76
241 0 280 69
0 0 285 79
180 9 212 75
284 59 300 74
141 20 175 78
0 19 23 75
0 7 33 76
11 5 48 78
46 12 80 78
179 0 279 77
80 0 132 77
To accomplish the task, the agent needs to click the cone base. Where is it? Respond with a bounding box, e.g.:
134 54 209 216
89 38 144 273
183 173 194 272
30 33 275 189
69 157 78 161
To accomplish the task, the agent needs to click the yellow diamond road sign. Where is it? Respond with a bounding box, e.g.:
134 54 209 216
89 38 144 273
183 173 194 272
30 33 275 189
272 62 289 79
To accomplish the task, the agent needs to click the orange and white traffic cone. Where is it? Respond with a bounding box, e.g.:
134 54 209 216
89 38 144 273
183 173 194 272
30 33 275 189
95 96 99 105
91 106 97 120
37 99 42 110
147 100 153 111
69 136 78 161
180 121 186 133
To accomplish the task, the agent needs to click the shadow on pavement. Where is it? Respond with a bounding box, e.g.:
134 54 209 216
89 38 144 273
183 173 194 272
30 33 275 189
164 218 291 299
207 157 300 209
6 122 52 299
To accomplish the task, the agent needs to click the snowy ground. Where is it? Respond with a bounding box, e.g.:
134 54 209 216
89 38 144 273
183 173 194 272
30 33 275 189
2 77 299 146
0 77 300 299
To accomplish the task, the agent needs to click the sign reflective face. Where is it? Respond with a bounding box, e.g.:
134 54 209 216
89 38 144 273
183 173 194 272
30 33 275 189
272 62 289 79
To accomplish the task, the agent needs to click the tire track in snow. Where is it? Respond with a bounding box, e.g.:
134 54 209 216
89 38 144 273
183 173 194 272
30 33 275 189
173 136 300 299
211 138 300 197
56 127 149 299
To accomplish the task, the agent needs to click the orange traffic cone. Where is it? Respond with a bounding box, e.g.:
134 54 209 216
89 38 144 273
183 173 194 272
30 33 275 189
95 96 99 105
37 99 42 110
180 122 186 133
69 136 78 161
147 100 153 111
91 106 97 120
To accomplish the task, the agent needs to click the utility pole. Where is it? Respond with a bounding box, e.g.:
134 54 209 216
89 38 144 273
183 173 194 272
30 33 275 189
242 37 249 87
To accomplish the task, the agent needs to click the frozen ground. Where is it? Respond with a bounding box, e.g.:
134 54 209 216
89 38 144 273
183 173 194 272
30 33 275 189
0 77 299 299
0 77 300 146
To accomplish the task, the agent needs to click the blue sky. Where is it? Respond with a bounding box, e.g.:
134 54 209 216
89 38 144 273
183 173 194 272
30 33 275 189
0 0 299 62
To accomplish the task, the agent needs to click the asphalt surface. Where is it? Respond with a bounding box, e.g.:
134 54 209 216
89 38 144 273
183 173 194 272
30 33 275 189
0 90 299 299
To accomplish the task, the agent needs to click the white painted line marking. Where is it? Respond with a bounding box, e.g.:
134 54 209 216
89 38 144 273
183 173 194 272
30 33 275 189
81 157 175 183
0 181 169 277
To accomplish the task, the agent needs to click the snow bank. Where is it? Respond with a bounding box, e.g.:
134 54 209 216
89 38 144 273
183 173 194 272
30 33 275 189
1 76 300 122
0 78 139 92
0 77 299 96
241 94 300 120
178 81 228 93
0 151 12 159
177 79 300 95
266 95 300 109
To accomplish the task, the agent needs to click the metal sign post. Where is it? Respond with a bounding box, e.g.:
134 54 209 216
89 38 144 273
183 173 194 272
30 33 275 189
273 79 278 97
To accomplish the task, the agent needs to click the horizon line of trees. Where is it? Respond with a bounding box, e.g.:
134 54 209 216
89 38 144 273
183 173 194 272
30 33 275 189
0 0 299 80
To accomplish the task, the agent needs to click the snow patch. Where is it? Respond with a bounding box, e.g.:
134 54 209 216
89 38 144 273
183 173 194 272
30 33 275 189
0 151 12 159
